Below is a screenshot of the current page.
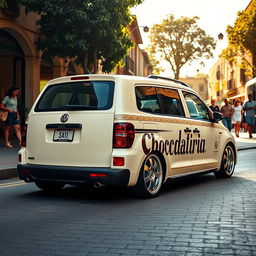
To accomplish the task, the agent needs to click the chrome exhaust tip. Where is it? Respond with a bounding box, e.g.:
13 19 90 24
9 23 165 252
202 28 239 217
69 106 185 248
23 177 31 183
94 182 104 189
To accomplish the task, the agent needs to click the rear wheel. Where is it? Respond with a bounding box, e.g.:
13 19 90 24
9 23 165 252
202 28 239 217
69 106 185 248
215 144 235 178
132 153 164 198
35 181 65 191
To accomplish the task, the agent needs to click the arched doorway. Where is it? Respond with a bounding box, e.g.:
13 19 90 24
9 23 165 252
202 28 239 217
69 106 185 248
0 29 25 124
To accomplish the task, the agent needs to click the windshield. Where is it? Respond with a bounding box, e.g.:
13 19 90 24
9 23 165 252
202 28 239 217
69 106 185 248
35 81 114 112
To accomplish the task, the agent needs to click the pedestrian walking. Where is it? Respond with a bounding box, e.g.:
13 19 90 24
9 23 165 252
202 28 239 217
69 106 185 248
240 101 247 132
243 93 256 138
209 99 220 112
232 99 243 137
0 86 22 148
221 98 232 131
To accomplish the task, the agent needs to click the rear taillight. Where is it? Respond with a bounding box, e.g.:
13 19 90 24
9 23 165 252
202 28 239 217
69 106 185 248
21 124 27 147
113 123 135 148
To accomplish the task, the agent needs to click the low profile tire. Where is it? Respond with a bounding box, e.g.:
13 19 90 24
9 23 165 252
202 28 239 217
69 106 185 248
35 181 65 191
132 153 164 198
215 144 235 178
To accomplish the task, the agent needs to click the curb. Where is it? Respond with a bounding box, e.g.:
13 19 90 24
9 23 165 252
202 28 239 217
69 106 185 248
0 168 18 180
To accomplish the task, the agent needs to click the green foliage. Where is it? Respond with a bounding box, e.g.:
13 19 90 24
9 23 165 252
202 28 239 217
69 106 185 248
224 0 256 77
20 0 143 73
0 0 7 8
148 14 216 79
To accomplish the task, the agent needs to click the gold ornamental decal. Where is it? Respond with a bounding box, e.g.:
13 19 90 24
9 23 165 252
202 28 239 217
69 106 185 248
115 114 222 129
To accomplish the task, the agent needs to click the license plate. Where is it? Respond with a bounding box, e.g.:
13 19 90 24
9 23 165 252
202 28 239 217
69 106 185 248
53 129 74 142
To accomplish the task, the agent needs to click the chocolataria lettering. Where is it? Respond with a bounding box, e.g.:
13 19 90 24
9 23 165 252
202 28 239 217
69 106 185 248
142 130 206 155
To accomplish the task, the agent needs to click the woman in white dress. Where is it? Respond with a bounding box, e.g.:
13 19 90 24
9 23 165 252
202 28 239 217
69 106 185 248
232 99 243 137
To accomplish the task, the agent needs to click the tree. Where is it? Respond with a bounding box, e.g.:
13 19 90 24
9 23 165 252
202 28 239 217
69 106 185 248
222 0 256 77
148 15 216 79
0 0 7 8
20 0 143 73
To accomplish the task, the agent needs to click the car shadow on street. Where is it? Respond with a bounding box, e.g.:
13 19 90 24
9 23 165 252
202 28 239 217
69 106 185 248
162 173 218 192
20 183 136 204
18 173 254 203
161 173 256 200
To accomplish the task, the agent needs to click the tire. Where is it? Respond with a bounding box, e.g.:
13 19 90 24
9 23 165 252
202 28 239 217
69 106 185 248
132 153 164 198
35 181 65 191
214 144 235 178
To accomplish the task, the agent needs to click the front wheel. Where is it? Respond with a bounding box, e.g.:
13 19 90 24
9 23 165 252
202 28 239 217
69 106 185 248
132 153 164 198
215 144 235 178
35 181 65 192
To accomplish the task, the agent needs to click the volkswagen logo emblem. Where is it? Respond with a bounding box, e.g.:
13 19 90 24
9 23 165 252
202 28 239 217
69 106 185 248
60 114 69 123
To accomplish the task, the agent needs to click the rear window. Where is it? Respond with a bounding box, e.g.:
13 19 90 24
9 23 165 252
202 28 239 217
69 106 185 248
35 81 114 112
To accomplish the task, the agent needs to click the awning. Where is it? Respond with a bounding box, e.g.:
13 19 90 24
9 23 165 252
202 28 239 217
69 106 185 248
227 94 245 100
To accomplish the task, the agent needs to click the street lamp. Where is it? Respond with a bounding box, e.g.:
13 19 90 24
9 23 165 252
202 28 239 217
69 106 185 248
130 26 149 33
143 26 149 33
218 33 224 40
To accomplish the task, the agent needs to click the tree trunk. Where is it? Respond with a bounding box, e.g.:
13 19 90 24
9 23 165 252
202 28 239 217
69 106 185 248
93 50 98 74
252 53 256 77
174 69 180 80
83 52 89 74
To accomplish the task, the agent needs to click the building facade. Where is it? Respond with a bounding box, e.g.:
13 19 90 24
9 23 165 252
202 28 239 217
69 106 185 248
208 55 249 105
180 77 209 101
208 0 254 105
0 3 40 123
114 18 152 77
0 2 72 123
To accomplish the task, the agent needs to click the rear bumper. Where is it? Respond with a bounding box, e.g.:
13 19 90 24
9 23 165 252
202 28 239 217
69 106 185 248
17 164 130 186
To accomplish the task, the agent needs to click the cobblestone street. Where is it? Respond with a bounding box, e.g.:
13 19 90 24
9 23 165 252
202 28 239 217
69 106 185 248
0 149 255 256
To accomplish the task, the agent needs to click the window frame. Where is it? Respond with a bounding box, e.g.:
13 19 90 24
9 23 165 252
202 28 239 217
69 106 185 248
135 85 185 117
135 86 160 114
181 90 212 122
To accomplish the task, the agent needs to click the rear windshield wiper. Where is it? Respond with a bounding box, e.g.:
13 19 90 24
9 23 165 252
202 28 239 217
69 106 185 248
65 105 98 110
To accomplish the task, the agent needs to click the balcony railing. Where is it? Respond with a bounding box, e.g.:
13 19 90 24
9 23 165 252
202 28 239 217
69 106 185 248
1 0 20 16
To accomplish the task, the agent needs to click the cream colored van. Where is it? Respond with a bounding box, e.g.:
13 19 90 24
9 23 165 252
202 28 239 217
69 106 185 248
17 75 237 198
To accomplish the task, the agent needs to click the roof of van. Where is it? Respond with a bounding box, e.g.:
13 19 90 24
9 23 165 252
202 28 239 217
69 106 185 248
246 77 256 86
46 74 193 90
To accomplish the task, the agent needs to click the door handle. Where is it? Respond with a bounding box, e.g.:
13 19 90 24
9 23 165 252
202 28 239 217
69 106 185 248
184 127 191 133
193 128 200 133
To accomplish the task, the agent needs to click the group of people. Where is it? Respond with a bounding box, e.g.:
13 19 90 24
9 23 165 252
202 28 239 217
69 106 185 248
210 94 256 138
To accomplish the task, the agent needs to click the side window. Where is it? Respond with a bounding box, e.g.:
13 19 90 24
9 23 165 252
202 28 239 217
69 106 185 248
135 86 161 114
183 91 210 120
156 88 185 116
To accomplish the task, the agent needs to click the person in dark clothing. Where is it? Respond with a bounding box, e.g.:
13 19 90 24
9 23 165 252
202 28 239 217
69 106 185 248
209 99 220 112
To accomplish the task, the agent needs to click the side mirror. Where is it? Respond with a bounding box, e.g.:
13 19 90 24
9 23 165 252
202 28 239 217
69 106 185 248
212 111 222 122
